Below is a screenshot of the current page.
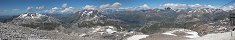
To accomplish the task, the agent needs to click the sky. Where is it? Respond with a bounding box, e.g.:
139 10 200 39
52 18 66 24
0 0 235 15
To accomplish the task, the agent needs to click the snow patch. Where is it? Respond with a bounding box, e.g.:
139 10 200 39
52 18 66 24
162 32 177 36
162 29 200 38
185 32 200 38
106 29 117 34
84 15 98 21
127 35 149 40
28 39 50 40
79 33 87 37
189 31 235 40
91 26 117 34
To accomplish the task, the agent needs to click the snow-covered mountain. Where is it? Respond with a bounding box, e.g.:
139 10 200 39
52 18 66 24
72 10 128 29
10 12 61 24
76 10 104 22
56 10 146 40
9 12 62 30
17 12 46 19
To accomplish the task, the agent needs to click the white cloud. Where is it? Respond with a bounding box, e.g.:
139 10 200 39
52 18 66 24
161 3 235 10
46 7 59 13
26 7 34 12
12 9 20 11
219 6 234 10
27 7 33 11
111 2 122 9
61 7 75 13
36 6 44 10
62 3 67 8
160 3 188 9
139 4 150 10
52 7 59 10
188 4 203 8
99 4 111 9
99 2 122 9
45 3 76 13
45 10 56 13
83 5 96 10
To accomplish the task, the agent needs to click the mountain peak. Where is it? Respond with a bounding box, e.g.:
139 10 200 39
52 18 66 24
74 10 105 21
17 12 47 19
79 10 102 18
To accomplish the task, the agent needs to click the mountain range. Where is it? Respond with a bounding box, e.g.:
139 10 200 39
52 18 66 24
0 7 234 40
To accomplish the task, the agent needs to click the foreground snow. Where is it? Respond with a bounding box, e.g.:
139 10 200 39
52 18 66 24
185 32 200 38
28 39 50 40
188 31 235 40
127 35 149 40
162 29 200 38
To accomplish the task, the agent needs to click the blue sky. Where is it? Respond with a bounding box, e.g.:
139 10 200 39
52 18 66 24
0 0 234 15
